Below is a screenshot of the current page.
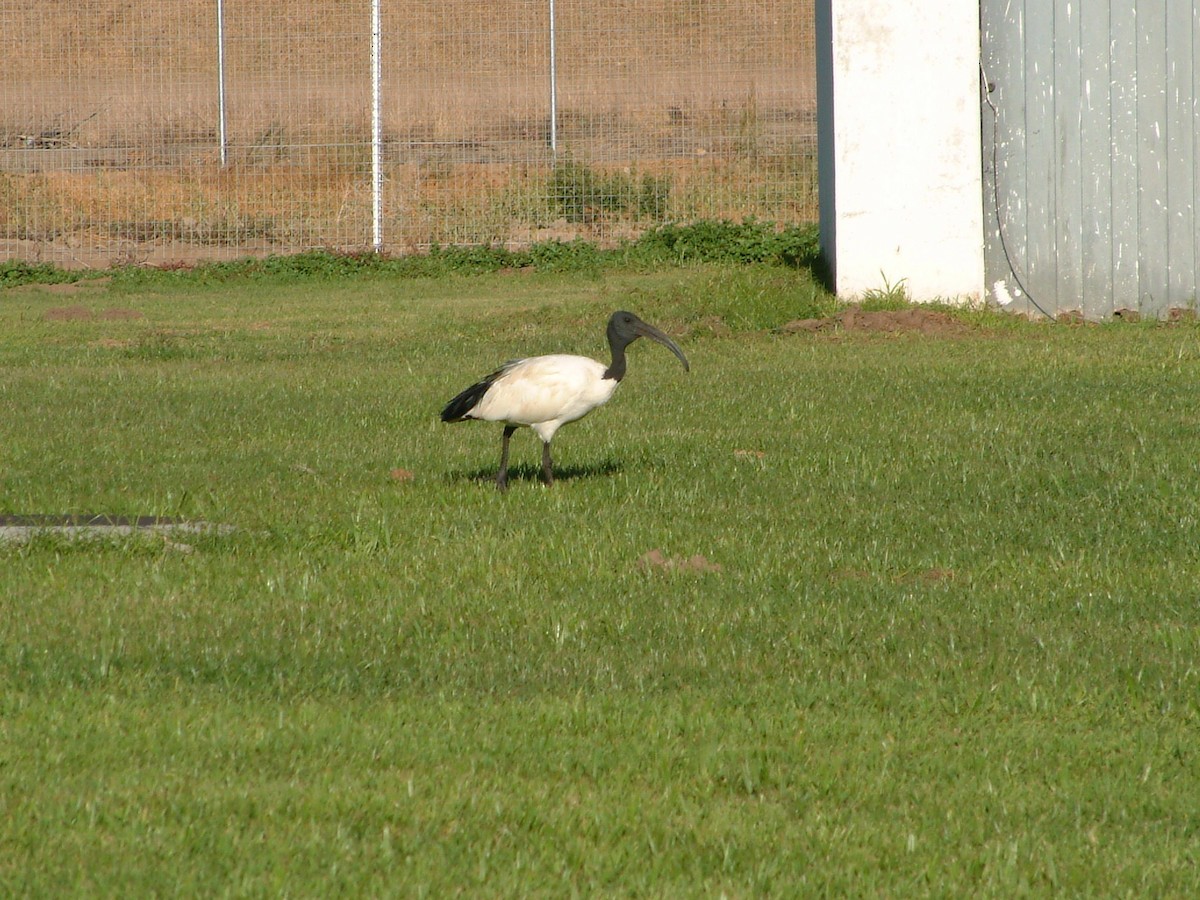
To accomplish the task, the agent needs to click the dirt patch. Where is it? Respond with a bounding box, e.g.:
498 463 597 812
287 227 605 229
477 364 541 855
899 568 957 585
11 277 112 298
42 304 143 322
42 305 94 321
0 238 288 272
637 549 723 574
1054 310 1090 325
98 307 144 320
781 306 976 337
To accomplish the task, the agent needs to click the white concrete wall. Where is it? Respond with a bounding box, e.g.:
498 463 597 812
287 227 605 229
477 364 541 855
817 1 985 303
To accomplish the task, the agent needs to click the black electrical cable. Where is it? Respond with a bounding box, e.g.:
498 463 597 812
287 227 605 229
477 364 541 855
980 62 1056 322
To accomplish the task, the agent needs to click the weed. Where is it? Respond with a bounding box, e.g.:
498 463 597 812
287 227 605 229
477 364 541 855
859 272 912 309
549 159 673 225
0 259 79 287
0 220 820 290
634 219 820 267
636 171 673 220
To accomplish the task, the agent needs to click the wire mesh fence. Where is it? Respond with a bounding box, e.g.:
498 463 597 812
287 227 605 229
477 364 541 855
1 0 817 268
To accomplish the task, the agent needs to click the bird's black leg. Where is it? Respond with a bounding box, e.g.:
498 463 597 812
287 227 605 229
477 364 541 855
496 425 517 491
541 441 554 486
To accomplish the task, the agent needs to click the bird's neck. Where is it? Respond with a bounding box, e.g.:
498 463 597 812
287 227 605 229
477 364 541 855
603 346 627 382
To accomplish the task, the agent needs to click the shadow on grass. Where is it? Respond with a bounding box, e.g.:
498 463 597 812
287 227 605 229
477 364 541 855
448 458 624 486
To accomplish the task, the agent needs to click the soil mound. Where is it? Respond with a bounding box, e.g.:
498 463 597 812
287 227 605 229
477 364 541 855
781 306 974 337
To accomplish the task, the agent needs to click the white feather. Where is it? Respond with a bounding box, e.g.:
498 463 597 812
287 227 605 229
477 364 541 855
469 354 618 442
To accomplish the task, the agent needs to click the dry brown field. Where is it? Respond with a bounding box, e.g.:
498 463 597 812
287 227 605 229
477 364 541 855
1 0 817 264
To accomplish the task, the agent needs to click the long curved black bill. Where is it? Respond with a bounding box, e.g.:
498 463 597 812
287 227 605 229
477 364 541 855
635 321 690 371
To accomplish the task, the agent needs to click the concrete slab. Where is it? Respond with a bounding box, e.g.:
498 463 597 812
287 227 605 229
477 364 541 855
0 515 235 544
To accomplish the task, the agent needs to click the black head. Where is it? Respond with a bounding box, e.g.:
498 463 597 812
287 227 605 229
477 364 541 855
607 311 690 371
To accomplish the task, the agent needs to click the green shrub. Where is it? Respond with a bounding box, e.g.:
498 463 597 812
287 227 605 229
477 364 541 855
550 159 672 224
634 220 820 268
2 220 822 289
0 260 81 287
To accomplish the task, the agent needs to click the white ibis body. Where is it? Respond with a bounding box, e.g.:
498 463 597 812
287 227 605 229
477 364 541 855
441 311 689 490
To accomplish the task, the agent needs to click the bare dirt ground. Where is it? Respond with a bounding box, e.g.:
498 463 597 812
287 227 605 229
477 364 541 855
780 306 979 337
637 549 723 574
1 238 291 271
41 305 144 322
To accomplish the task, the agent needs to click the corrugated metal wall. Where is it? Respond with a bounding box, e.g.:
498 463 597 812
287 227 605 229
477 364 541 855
981 1 1200 319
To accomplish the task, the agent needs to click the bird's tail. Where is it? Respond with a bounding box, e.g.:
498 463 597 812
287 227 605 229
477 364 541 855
440 375 495 422
441 360 521 422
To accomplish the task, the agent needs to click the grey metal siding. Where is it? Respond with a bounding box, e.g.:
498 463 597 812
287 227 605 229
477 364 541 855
981 0 1199 319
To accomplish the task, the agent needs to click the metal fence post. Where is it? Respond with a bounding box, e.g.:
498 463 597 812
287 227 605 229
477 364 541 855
216 0 228 166
371 0 384 251
549 0 558 156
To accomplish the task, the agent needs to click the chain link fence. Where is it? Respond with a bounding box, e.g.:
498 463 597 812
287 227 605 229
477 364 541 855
1 0 816 268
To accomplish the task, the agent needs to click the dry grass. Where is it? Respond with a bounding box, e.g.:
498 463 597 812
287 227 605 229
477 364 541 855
1 0 816 263
1 152 816 263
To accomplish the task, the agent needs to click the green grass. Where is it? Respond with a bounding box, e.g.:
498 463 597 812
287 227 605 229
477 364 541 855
2 259 1199 895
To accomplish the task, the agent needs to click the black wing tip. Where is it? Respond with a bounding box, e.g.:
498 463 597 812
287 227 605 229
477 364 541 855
440 361 519 422
440 394 475 422
440 377 493 422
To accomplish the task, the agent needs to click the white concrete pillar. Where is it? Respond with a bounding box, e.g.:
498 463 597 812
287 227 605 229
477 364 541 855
816 1 985 303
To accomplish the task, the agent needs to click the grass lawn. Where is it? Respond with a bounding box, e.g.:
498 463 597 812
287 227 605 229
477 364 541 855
1 258 1198 895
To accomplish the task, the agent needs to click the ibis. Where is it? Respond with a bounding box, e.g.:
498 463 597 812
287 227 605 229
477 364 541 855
441 310 689 490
